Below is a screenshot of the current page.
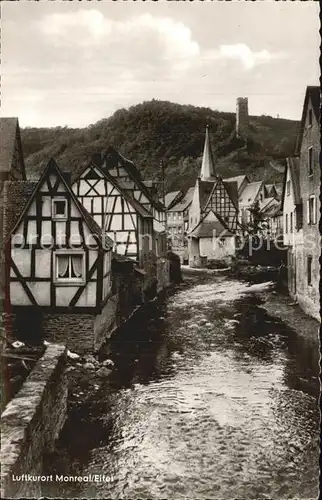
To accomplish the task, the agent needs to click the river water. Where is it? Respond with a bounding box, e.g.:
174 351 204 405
46 272 320 499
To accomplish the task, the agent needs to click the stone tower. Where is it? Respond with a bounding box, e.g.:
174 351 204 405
236 97 249 139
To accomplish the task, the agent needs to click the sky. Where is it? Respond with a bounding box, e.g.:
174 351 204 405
1 0 319 128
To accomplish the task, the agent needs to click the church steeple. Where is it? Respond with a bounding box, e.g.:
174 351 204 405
200 125 216 180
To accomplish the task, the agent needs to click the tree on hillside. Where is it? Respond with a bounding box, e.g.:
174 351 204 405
21 100 298 189
247 200 265 235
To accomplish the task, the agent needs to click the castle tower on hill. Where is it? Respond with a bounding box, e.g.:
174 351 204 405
236 97 249 139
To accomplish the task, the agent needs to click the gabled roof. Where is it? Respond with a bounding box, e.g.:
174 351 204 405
8 159 113 249
200 126 216 180
295 86 320 155
82 161 153 219
223 180 239 210
203 177 239 212
223 174 249 193
0 117 26 178
281 157 301 210
198 179 216 211
168 187 194 213
259 196 279 212
189 210 233 238
239 181 263 206
103 146 165 211
261 201 282 219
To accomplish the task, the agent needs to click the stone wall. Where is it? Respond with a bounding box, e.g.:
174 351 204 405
1 344 67 499
42 313 95 354
94 294 118 351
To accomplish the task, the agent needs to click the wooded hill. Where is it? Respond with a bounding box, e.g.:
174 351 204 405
21 100 299 193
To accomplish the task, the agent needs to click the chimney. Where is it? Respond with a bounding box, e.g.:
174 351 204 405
92 153 103 167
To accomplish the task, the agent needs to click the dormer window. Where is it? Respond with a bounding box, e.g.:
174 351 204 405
52 198 68 220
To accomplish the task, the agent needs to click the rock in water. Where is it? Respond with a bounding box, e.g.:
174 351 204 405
96 367 112 378
84 362 96 370
102 359 114 368
67 350 80 360
84 354 99 366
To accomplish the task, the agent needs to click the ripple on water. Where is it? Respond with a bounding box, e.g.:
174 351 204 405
53 276 319 500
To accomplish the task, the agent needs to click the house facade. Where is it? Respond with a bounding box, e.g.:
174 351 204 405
167 187 194 264
189 210 236 266
237 181 265 226
282 86 320 320
3 159 118 353
188 126 239 267
72 149 169 296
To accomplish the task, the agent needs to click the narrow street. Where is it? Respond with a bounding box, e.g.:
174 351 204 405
46 271 319 500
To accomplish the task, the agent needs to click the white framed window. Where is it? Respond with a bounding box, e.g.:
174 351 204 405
307 195 316 225
308 147 313 176
52 198 68 220
290 212 293 233
285 213 288 234
54 251 85 285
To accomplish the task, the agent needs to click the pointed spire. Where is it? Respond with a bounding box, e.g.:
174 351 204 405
200 125 215 180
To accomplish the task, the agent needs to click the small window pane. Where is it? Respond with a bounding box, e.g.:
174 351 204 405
55 201 66 215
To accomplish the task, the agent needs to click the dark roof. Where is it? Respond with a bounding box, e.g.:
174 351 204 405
103 146 165 211
223 180 239 210
198 179 215 211
260 197 279 213
281 157 301 210
8 159 113 249
127 196 153 218
164 190 183 209
3 181 37 239
0 118 26 178
223 174 249 192
261 202 282 218
168 187 194 212
239 181 263 206
295 86 320 154
190 210 233 238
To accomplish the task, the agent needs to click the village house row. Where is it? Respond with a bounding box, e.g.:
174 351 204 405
165 87 320 321
0 86 320 352
0 126 170 354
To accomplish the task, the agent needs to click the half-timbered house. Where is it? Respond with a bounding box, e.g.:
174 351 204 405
4 158 116 353
72 160 166 297
188 126 239 266
100 148 168 262
72 149 169 295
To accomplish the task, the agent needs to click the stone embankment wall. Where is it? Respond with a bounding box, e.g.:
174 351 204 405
1 344 67 499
